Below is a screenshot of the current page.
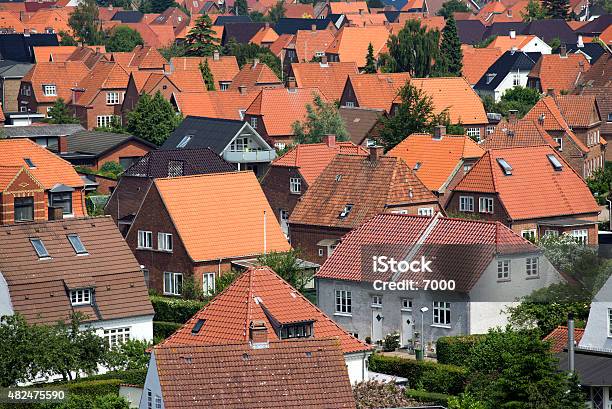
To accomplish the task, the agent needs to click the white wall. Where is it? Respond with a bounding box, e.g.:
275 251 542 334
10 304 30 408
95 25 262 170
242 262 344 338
494 71 532 101
345 352 370 384
139 352 164 409
580 277 612 352
81 314 154 343
119 385 143 408
0 272 14 318
522 37 552 54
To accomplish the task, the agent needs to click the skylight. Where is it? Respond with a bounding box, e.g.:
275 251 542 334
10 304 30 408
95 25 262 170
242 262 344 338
176 135 193 149
496 158 513 176
24 158 36 168
339 204 353 219
67 234 87 255
547 154 563 171
192 319 205 334
414 162 422 171
30 238 49 258
335 174 342 182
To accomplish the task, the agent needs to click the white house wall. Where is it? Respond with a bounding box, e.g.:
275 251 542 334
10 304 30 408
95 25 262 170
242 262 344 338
0 272 14 318
344 352 370 384
522 38 552 54
81 314 154 343
494 71 532 101
139 352 164 409
580 277 612 352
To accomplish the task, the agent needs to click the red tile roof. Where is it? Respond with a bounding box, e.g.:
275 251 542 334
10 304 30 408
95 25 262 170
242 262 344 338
347 72 410 112
461 46 504 85
109 45 167 70
554 94 600 128
544 326 585 353
481 119 559 150
528 53 590 94
293 28 335 62
173 90 259 120
21 61 90 103
325 25 390 67
228 62 282 92
329 0 368 13
159 266 370 354
453 145 599 220
72 60 130 106
292 61 358 101
171 55 239 83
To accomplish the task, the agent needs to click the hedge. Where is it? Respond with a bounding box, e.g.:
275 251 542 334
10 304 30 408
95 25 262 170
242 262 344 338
405 389 451 405
64 378 123 397
154 321 182 339
436 334 487 366
150 295 206 323
368 353 467 395
79 368 148 387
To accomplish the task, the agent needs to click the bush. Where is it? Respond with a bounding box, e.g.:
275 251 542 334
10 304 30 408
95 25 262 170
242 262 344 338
436 335 486 366
150 295 206 323
154 321 182 339
82 369 148 387
368 353 467 395
383 332 400 352
405 389 451 405
64 379 123 397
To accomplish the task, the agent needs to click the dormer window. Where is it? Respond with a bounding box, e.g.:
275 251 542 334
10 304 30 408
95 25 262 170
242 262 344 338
414 162 421 170
24 158 36 168
290 177 301 194
339 204 353 218
67 234 88 255
176 135 192 148
486 73 496 84
280 322 313 339
70 288 92 306
30 238 49 258
43 84 57 96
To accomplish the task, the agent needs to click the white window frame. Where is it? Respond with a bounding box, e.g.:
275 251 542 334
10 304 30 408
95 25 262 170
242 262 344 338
103 326 130 348
250 117 258 129
371 295 382 307
459 196 474 212
289 177 301 194
335 289 352 315
401 298 412 311
138 230 152 249
96 115 118 128
526 257 539 277
497 259 510 280
522 229 536 241
418 207 434 216
608 308 612 337
554 137 563 151
43 84 57 96
345 101 355 108
106 91 120 105
479 197 494 213
466 127 481 139
544 229 559 238
70 288 91 306
220 82 230 91
163 272 183 295
432 301 451 326
570 229 588 245
154 396 162 409
157 232 173 252
203 272 216 296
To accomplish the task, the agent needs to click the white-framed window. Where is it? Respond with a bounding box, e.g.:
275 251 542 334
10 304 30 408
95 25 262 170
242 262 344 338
608 308 612 337
230 136 252 152
512 73 520 86
70 288 91 305
203 272 215 296
275 142 286 150
106 91 120 105
486 125 495 135
463 163 473 172
163 272 183 295
544 229 559 237
30 238 50 258
571 229 588 245
176 135 192 148
466 127 481 139
97 115 118 128
290 177 301 194
220 82 230 91
345 101 355 108
391 209 408 214
459 196 474 212
158 232 173 252
104 327 130 348
418 207 434 216
250 117 258 129
401 298 412 311
21 85 31 96
43 84 56 96
522 229 536 241
154 396 162 409
318 248 324 256
433 301 451 326
371 295 382 307
479 197 494 213
554 137 563 151
526 257 539 277
335 289 351 314
315 51 325 57
497 260 510 280
138 230 152 249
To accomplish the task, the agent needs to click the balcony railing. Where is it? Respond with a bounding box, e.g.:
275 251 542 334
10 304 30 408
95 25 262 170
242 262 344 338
223 149 277 163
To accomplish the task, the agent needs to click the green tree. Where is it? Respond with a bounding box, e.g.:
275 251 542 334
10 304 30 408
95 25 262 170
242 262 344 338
522 0 548 21
267 0 286 23
68 0 104 45
222 40 282 79
159 42 187 60
249 11 266 21
185 14 220 56
56 394 130 409
448 393 486 409
474 35 497 48
0 315 41 386
434 14 462 76
199 59 216 90
58 30 77 46
386 19 440 77
587 162 612 204
235 0 248 15
364 43 377 74
466 327 585 408
47 98 79 124
482 86 541 118
257 250 310 292
542 0 569 18
105 339 151 371
95 115 127 133
105 26 144 52
127 91 182 145
99 161 124 178
292 95 349 144
437 0 470 18
379 82 435 150
548 36 561 51
150 0 174 12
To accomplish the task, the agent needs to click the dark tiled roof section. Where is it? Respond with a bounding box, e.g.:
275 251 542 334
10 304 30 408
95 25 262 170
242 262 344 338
474 51 540 91
274 18 334 35
3 124 84 138
222 22 268 45
578 53 611 88
0 217 153 325
123 147 235 178
339 107 383 145
61 130 156 156
566 43 607 64
161 116 246 153
523 19 577 44
111 10 144 23
213 15 252 25
456 20 487 45
0 33 58 63
483 22 527 39
576 14 612 35
153 338 357 409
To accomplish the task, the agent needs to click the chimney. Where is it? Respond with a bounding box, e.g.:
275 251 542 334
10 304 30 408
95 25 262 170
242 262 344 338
249 320 269 349
538 113 546 125
213 49 220 61
238 85 247 95
57 135 68 154
321 55 328 64
163 62 174 75
24 28 30 36
577 35 584 48
311 24 317 31
507 8 512 17
95 46 100 53
265 22 270 29
287 77 296 89
579 60 585 72
560 44 567 57
369 146 383 162
48 206 63 221
509 29 516 39
324 134 336 147
253 58 259 68
359 8 363 14
508 109 518 123
108 4 113 9
546 88 555 97
71 87 84 103
568 313 575 373
433 125 446 140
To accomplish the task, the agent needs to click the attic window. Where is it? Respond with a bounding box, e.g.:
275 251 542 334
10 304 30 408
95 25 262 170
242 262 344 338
70 288 91 306
191 318 205 334
335 174 342 182
67 234 88 255
24 158 36 168
339 204 353 218
176 135 193 148
547 154 563 171
496 158 513 176
30 238 49 258
486 73 496 84
414 162 421 171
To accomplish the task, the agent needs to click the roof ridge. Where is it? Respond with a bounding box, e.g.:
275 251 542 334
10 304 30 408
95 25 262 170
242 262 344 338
155 170 247 181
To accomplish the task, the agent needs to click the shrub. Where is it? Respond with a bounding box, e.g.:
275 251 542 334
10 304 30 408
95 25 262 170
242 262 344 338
154 321 182 339
405 389 451 405
64 379 123 397
368 353 467 395
436 335 486 366
82 369 148 387
383 332 400 352
150 295 207 323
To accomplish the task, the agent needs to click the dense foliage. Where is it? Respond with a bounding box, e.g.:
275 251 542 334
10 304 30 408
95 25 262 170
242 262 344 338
105 26 144 52
149 295 207 323
353 381 421 409
385 20 440 77
47 98 79 124
185 14 220 56
436 335 486 366
363 43 377 74
126 91 182 145
587 161 612 204
68 0 104 45
481 86 541 117
257 249 312 292
437 0 470 18
222 40 282 78
292 95 349 144
199 59 216 90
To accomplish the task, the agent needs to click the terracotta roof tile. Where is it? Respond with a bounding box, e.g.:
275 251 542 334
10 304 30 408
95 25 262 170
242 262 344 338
284 3 314 18
453 145 599 220
21 61 90 103
325 25 390 67
347 72 410 112
250 26 279 45
174 90 259 120
153 172 290 262
544 326 585 353
269 33 293 57
346 13 388 26
293 28 335 62
72 60 129 106
461 46 504 85
389 133 484 191
110 45 166 70
171 55 239 83
329 1 368 13
33 46 104 63
554 94 600 128
24 9 71 34
481 119 559 149
528 53 590 94
0 10 25 31
292 61 358 101
289 154 437 228
228 62 282 92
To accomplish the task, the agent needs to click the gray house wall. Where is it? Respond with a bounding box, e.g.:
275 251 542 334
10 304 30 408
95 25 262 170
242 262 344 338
580 277 612 352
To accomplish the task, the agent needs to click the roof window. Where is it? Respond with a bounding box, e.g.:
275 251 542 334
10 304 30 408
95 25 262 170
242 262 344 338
547 154 563 171
414 162 421 171
24 158 36 168
67 234 88 255
192 319 205 334
30 238 50 258
176 135 193 148
339 204 353 219
496 158 512 175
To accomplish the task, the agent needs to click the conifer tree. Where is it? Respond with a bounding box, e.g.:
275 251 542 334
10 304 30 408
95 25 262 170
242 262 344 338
199 59 216 91
435 15 463 76
185 15 220 56
364 43 377 74
542 0 569 19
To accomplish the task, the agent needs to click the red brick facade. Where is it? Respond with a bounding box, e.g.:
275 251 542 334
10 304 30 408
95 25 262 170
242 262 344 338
0 169 46 225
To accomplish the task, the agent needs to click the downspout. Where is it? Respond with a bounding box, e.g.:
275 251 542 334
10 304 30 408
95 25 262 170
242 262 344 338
263 210 267 255
568 312 575 373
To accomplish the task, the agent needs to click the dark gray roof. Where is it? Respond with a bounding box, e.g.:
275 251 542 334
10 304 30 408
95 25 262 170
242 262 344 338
483 22 527 39
456 20 487 45
339 107 383 145
124 148 235 178
0 34 58 63
523 19 577 44
214 15 252 25
556 350 612 386
111 10 144 23
222 22 268 45
161 116 246 153
474 51 541 91
0 60 33 78
576 14 612 35
566 42 607 64
273 18 334 35
381 0 410 11
3 124 84 138
58 130 156 157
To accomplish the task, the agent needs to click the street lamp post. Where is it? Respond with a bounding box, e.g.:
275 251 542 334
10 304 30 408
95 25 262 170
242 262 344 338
419 306 428 361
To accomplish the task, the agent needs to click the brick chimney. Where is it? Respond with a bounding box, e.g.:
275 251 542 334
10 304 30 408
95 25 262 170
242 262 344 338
48 206 63 221
238 85 247 95
508 109 518 123
324 134 336 147
509 29 516 39
369 146 383 162
538 113 545 125
546 88 555 97
57 135 68 154
560 44 567 57
433 125 446 140
311 24 317 31
213 49 220 61
249 320 269 349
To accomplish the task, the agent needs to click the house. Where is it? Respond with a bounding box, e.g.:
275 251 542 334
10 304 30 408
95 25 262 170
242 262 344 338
576 52 610 88
273 18 337 35
580 87 612 160
124 172 290 294
340 72 410 113
18 61 90 116
565 38 607 64
0 60 33 112
487 33 552 54
249 24 279 47
161 116 276 176
50 130 156 170
0 139 86 223
339 106 385 147
290 61 358 102
108 45 167 73
228 60 283 93
445 145 600 243
0 217 154 348
284 27 335 63
316 213 563 347
260 135 367 236
460 46 505 86
155 265 372 384
0 33 58 63
327 1 369 14
105 148 235 235
170 52 240 90
243 86 327 148
523 95 605 178
473 50 541 102
289 148 439 263
480 117 560 151
2 123 84 147
387 126 485 202
171 89 259 121
527 49 590 95
325 25 390 68
455 19 487 45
